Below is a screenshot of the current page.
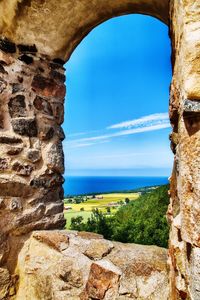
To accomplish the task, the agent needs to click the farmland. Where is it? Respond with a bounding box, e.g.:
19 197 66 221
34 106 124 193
64 192 139 228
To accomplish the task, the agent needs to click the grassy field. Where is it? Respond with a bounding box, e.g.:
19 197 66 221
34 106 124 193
64 192 139 229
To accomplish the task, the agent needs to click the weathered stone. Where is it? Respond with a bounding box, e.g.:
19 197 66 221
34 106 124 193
30 173 64 189
33 231 69 252
184 99 200 113
18 54 33 65
0 77 7 93
0 114 4 129
51 102 64 125
0 158 9 170
14 232 169 300
12 161 33 176
50 69 66 83
84 239 114 260
0 134 22 144
7 145 23 155
27 149 41 163
18 44 37 53
46 142 64 174
39 125 54 140
0 63 7 74
32 75 66 99
33 95 53 115
0 38 16 53
0 268 11 300
9 198 22 211
11 117 38 137
11 83 21 94
8 95 26 118
81 261 121 300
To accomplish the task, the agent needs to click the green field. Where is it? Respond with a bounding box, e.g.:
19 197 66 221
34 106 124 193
64 192 139 228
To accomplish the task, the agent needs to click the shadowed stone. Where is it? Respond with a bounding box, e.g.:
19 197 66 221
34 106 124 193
0 38 16 53
8 95 26 118
11 117 38 137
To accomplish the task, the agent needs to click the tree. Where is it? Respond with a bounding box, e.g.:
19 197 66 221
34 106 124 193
125 198 130 204
106 207 111 214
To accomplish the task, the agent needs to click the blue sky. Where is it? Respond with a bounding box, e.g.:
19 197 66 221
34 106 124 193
63 14 173 176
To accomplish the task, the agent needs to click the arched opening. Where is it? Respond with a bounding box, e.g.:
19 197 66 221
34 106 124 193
63 14 173 247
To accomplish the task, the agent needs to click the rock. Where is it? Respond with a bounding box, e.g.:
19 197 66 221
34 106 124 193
51 102 64 125
0 134 22 144
7 145 23 155
33 231 69 252
0 77 7 93
27 149 41 163
32 75 66 99
18 44 37 53
12 161 33 176
18 54 33 65
0 38 16 53
0 63 7 74
84 239 114 260
80 261 121 300
33 95 53 115
11 83 21 94
11 117 38 137
8 95 26 118
46 142 64 174
0 158 9 170
0 268 11 300
38 124 54 140
9 198 22 211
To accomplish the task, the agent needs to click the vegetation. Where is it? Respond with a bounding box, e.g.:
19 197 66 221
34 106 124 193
70 185 170 248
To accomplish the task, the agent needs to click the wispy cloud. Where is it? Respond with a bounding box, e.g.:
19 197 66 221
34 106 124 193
108 113 169 129
65 113 171 149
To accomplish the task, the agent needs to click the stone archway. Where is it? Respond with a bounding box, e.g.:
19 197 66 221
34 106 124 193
0 1 199 299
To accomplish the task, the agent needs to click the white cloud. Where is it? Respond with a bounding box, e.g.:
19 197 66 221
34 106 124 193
65 113 171 149
108 113 169 129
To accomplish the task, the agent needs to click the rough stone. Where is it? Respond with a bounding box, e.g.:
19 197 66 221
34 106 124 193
27 149 41 163
0 38 16 53
51 102 64 125
11 117 38 137
7 145 23 155
12 161 33 176
0 77 7 93
32 75 65 99
0 268 11 300
14 231 169 300
38 124 54 140
0 158 9 170
46 142 64 174
33 95 53 115
0 134 22 144
8 95 26 118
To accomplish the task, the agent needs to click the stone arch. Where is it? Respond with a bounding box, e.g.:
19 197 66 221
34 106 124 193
0 0 169 61
0 1 199 299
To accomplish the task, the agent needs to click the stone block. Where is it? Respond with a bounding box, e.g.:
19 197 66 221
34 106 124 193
0 38 16 53
27 149 41 163
11 117 38 137
46 142 64 174
0 158 9 170
12 161 33 176
8 95 26 118
32 75 66 99
33 95 53 115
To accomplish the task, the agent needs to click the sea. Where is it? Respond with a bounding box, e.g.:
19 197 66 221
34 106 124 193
63 176 169 196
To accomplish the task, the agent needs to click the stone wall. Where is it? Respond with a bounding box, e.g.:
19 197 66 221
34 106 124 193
0 0 199 299
0 40 66 254
168 0 200 299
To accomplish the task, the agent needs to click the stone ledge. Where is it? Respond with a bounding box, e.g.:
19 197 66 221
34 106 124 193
14 230 169 300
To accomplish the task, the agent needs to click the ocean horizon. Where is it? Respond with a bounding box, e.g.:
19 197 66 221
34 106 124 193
64 175 169 196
